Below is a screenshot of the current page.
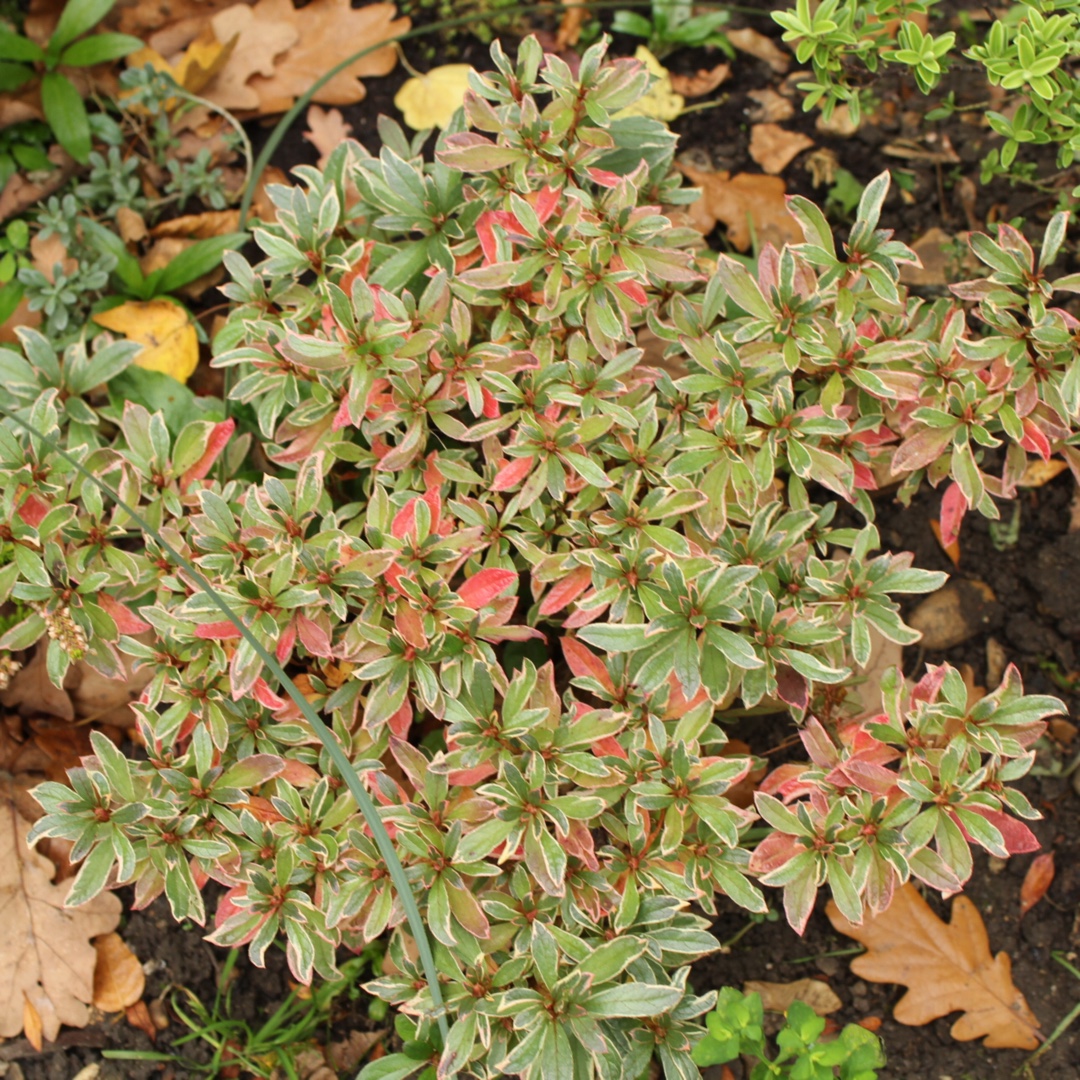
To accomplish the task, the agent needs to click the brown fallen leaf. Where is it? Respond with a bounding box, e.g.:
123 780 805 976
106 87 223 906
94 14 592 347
747 87 794 123
245 0 409 113
907 579 999 651
677 164 804 251
200 3 299 112
852 627 903 719
126 999 158 1041
250 165 288 224
985 637 1008 690
23 995 44 1051
670 63 730 98
727 27 790 73
303 105 354 170
929 517 961 566
151 209 241 240
0 294 42 341
1049 717 1078 746
30 232 77 283
1019 853 1054 919
92 933 145 1012
0 782 122 1042
116 207 148 245
327 1029 386 1072
1 644 77 720
744 978 841 1016
816 104 859 137
827 883 1041 1050
115 0 240 38
749 123 814 174
555 0 586 50
0 97 44 131
0 145 75 222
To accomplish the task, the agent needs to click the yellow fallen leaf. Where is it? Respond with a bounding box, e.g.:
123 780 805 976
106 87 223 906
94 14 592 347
394 64 474 131
615 46 684 122
175 25 237 96
94 300 199 384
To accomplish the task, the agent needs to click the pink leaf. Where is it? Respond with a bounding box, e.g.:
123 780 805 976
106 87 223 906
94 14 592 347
939 482 968 548
180 419 235 491
587 167 620 187
16 493 49 527
98 594 152 634
562 636 615 692
491 454 536 491
296 612 333 657
539 565 593 616
1019 417 1052 462
196 621 242 639
457 568 517 608
963 806 1040 854
276 621 297 665
253 678 286 709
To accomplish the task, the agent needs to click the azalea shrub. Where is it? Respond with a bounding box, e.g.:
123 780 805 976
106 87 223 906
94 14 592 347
3 33 1072 1080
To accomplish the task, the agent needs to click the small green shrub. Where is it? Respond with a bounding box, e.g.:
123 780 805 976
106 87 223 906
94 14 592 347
693 988 884 1079
5 34 1070 1080
612 1 732 59
774 0 1080 184
0 0 143 162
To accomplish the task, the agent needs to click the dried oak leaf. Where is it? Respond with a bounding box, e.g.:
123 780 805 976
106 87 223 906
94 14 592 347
0 784 122 1042
114 0 241 38
677 164 803 251
727 27 790 73
827 883 1041 1050
245 0 409 113
202 3 298 112
748 123 814 174
303 105 354 169
670 63 730 98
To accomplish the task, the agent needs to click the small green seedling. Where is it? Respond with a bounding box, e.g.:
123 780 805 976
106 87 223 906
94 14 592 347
613 0 732 58
0 0 143 162
693 988 885 1079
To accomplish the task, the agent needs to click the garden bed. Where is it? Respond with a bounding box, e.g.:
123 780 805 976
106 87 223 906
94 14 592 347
3 2 1080 1079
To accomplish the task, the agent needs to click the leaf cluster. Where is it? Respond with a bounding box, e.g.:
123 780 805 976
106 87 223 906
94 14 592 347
692 988 884 1080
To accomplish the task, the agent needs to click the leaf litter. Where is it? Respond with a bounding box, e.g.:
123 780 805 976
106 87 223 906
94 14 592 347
827 883 1041 1050
0 781 122 1044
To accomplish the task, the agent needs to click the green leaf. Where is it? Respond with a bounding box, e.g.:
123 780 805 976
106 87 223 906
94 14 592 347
41 72 92 163
0 30 44 62
59 32 143 66
574 624 649 652
357 1052 424 1080
583 981 684 1018
0 61 34 91
155 233 249 296
50 0 117 52
66 837 115 906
